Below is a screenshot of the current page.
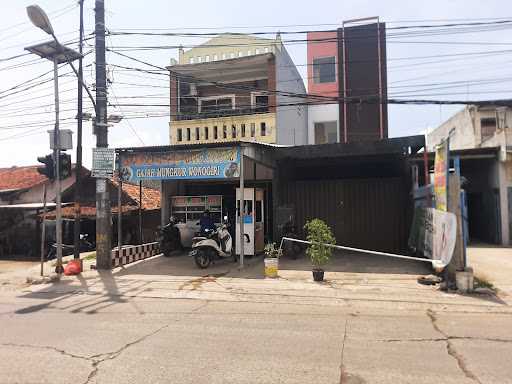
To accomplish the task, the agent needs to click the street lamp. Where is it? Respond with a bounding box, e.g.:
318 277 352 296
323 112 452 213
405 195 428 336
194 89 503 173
25 5 82 274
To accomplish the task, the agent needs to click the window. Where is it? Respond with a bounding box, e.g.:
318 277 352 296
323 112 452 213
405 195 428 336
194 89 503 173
314 121 337 144
481 117 497 140
264 47 269 53
213 126 218 140
213 54 218 61
204 126 209 140
205 55 210 62
229 52 235 59
250 123 256 137
223 125 227 139
177 128 183 142
189 57 194 64
241 124 246 137
260 122 266 136
200 97 234 114
195 127 200 140
197 56 202 63
186 128 191 141
231 125 237 139
252 94 269 113
255 48 260 55
238 51 243 57
313 56 336 83
222 53 227 60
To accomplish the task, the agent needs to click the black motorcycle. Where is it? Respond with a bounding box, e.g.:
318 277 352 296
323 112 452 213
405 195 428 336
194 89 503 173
281 219 304 259
46 234 95 260
158 217 182 257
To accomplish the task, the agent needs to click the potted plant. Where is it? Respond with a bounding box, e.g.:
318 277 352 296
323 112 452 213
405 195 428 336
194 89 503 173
264 242 282 278
304 218 335 282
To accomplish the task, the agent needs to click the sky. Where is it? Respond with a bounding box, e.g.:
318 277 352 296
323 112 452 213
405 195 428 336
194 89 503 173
1 0 512 168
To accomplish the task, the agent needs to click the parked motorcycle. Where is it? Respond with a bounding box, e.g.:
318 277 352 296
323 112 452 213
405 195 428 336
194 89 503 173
281 218 303 259
158 216 182 257
190 220 233 269
46 234 95 260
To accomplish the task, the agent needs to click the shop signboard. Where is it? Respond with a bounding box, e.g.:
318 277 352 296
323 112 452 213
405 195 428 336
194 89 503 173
119 147 241 182
433 139 449 211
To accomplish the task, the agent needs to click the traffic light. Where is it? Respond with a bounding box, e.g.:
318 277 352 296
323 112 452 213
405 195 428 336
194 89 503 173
59 153 72 179
37 154 55 180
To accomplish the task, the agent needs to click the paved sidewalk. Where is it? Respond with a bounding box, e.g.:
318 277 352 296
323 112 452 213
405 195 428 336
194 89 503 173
468 245 512 299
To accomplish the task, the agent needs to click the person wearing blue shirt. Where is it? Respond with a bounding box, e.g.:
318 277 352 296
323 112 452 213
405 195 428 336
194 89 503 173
199 209 216 235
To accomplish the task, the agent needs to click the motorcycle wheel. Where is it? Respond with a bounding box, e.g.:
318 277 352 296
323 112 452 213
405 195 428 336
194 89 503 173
194 250 211 269
46 248 56 261
284 240 302 260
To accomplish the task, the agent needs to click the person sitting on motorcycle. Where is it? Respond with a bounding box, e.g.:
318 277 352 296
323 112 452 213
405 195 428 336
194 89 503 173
199 209 216 235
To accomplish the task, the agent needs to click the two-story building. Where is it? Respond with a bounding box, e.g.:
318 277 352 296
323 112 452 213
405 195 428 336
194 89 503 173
168 33 307 146
427 105 512 245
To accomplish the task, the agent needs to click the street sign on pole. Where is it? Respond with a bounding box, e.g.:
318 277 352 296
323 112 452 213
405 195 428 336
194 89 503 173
92 148 115 178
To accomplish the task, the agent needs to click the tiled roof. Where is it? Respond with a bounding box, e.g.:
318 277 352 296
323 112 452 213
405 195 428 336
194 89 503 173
43 181 161 219
0 166 47 191
43 204 147 219
113 180 161 210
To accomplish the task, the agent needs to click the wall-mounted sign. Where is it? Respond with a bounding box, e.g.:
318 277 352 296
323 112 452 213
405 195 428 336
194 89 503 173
92 148 116 178
119 147 241 182
433 139 449 211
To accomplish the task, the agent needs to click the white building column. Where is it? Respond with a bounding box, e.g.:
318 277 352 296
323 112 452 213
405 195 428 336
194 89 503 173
498 161 510 245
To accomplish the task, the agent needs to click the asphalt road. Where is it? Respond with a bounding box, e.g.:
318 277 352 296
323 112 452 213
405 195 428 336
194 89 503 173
0 253 511 384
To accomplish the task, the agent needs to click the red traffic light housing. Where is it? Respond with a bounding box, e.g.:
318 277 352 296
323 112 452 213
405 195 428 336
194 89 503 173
37 154 55 180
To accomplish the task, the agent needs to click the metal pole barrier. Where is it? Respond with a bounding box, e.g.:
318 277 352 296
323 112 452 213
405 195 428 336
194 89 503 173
280 237 436 265
117 176 122 255
40 184 47 276
239 147 244 268
53 57 63 275
139 180 143 244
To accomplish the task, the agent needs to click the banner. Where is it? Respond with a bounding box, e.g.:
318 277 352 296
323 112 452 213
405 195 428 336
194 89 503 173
119 147 241 182
433 139 449 211
408 207 457 269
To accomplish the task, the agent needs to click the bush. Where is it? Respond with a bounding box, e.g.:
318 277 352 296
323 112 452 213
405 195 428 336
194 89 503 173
304 219 335 268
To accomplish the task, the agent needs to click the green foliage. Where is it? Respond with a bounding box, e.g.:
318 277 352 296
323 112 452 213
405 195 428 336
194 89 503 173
264 242 282 259
304 218 336 267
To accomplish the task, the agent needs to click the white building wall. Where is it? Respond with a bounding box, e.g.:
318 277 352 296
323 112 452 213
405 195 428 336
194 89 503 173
427 107 477 151
275 46 308 145
307 104 339 144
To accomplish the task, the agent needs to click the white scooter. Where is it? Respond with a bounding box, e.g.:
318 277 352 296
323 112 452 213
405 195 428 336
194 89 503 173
190 220 233 269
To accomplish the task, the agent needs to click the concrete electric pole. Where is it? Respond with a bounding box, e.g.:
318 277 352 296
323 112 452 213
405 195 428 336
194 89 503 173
94 0 112 269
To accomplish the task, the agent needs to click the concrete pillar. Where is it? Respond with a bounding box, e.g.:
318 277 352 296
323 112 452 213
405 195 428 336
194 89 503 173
498 161 510 245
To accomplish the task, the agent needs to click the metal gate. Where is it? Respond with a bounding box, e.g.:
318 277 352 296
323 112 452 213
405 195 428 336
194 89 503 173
282 177 409 253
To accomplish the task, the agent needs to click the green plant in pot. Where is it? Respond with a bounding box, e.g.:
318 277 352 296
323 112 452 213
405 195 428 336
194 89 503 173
304 218 335 282
264 242 282 260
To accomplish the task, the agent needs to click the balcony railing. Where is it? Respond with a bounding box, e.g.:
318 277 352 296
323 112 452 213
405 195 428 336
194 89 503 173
175 107 269 121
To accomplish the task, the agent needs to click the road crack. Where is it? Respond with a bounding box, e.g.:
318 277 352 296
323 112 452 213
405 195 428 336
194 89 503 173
0 342 91 362
427 309 482 384
84 323 170 384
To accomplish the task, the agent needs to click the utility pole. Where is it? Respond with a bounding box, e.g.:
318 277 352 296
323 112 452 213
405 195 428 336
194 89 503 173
73 0 84 260
95 0 112 269
53 56 64 274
